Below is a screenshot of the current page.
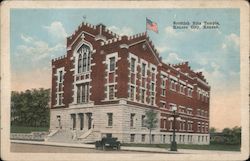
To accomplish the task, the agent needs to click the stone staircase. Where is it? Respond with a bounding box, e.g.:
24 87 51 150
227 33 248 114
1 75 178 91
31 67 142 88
45 129 100 144
79 129 101 143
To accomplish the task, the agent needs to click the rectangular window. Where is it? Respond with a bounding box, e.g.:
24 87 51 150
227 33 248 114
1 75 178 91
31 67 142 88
107 113 113 127
161 75 166 96
141 115 145 127
106 133 112 138
77 86 81 103
142 63 146 77
58 93 63 105
141 134 145 142
160 102 166 108
161 77 166 87
197 122 201 132
151 83 155 93
150 97 155 105
130 134 135 142
82 84 86 103
170 121 173 130
130 113 135 127
77 83 89 103
109 85 115 100
140 89 145 103
188 88 193 97
71 114 76 130
151 134 155 142
151 68 155 80
131 58 136 73
161 89 166 96
79 113 84 130
109 57 115 72
163 135 166 143
59 71 63 83
130 86 135 101
170 80 176 91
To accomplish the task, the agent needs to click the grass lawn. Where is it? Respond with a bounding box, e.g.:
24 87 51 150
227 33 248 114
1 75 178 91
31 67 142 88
121 143 241 151
11 126 49 133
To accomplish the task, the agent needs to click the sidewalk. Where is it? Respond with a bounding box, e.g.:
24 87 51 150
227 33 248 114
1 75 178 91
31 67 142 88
11 140 240 154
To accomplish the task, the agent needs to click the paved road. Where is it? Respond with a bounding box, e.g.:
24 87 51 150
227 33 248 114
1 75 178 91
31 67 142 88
10 143 144 153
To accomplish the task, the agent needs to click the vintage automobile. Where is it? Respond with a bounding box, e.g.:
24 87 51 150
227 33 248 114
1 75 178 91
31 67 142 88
95 137 121 150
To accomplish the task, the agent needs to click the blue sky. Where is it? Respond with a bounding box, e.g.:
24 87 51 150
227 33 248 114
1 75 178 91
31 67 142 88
10 9 240 130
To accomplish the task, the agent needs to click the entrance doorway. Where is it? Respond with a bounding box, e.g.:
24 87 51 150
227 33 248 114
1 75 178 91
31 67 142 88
86 113 92 129
71 114 76 130
78 113 84 130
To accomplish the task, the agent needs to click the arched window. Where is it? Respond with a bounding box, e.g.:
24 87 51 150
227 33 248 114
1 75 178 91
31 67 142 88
78 54 82 73
77 44 91 74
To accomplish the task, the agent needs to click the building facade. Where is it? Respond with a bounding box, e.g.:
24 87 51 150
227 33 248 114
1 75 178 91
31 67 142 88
49 22 210 144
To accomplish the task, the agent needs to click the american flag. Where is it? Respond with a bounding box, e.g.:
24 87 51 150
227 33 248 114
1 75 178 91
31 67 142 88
146 18 158 33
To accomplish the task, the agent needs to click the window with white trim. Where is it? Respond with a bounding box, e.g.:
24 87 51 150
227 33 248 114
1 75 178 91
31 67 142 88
59 71 63 83
160 101 166 108
179 83 186 94
187 88 193 97
107 113 113 127
140 89 145 103
129 86 135 101
141 134 145 142
131 58 136 73
58 93 63 105
108 85 115 100
130 134 135 142
141 115 146 127
130 113 135 127
109 57 115 72
56 68 64 106
142 63 146 77
151 67 155 80
170 80 176 91
76 83 89 103
169 121 173 130
77 44 91 73
197 122 201 132
161 75 166 96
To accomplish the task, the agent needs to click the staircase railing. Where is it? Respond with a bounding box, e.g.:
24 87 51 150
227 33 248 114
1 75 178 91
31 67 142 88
78 128 93 139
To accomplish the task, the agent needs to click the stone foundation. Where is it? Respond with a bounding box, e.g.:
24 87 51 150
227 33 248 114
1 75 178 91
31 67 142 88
49 104 209 145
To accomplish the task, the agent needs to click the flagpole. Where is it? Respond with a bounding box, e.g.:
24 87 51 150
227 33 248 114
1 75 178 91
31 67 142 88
146 17 147 34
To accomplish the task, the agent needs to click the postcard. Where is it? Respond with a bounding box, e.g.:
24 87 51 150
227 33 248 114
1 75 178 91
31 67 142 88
1 0 249 161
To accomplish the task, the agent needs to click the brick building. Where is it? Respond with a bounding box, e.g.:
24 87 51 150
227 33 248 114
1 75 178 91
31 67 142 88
48 22 210 144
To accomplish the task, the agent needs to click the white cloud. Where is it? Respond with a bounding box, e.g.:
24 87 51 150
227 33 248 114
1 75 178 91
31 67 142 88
221 43 227 49
17 34 64 61
43 21 67 41
221 33 239 51
211 62 220 70
20 34 34 43
163 52 184 64
226 33 239 47
108 26 134 36
155 45 170 53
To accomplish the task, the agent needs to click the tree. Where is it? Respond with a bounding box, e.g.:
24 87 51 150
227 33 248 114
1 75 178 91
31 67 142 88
145 109 158 144
209 127 217 133
11 88 50 127
222 126 241 144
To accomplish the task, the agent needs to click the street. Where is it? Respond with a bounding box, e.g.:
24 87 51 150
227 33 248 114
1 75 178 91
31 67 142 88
10 143 144 153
